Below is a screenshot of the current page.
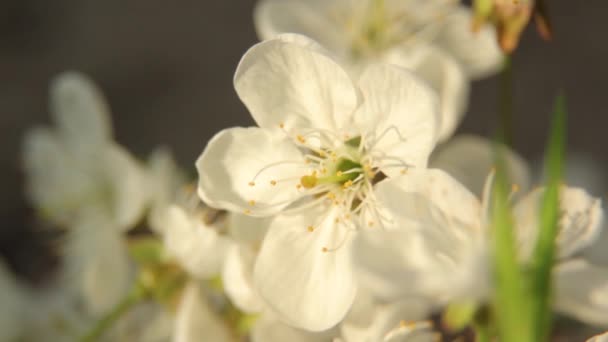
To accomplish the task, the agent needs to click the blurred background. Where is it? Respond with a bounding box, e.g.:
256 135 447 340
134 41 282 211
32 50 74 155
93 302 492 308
0 0 607 284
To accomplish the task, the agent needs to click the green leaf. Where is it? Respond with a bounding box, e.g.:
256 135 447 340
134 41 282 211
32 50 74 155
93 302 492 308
530 94 567 341
491 151 531 342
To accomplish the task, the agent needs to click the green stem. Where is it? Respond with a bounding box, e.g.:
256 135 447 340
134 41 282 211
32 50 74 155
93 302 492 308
79 282 148 342
499 54 514 146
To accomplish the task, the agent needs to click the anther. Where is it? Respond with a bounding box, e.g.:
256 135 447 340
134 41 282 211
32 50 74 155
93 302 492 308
270 180 277 186
279 122 285 129
307 226 315 232
248 200 256 206
343 180 353 188
248 181 255 187
300 175 318 189
244 209 252 215
322 247 328 252
297 135 306 143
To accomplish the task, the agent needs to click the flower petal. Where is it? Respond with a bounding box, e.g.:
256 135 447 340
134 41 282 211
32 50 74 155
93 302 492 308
254 206 357 331
435 6 503 79
146 147 186 234
385 44 469 143
234 36 358 132
196 127 306 216
104 143 149 230
376 169 482 231
587 332 608 342
63 213 132 315
430 135 530 198
50 71 112 154
341 291 432 342
164 206 233 279
222 245 264 314
514 186 603 260
227 212 271 244
354 64 440 173
254 1 351 56
555 259 608 326
173 282 232 342
355 170 488 302
22 128 90 225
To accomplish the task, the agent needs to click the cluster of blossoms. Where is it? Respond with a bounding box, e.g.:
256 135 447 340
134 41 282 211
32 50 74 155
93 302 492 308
2 0 607 341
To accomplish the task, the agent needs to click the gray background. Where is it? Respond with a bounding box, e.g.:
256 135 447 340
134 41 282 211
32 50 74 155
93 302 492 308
0 1 606 281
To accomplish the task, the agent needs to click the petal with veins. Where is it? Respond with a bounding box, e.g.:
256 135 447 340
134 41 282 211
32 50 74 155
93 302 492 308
235 36 358 132
513 186 603 261
555 259 608 326
254 206 357 331
354 64 439 173
197 127 306 216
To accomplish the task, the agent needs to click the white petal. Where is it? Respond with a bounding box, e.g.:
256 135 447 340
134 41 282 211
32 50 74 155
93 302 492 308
353 230 430 301
341 292 432 342
354 64 440 173
587 332 608 342
234 37 358 132
376 169 482 230
63 214 132 315
430 135 531 198
22 128 89 224
146 147 186 234
384 44 469 143
197 127 307 216
254 1 351 56
251 312 336 342
173 282 232 342
254 206 357 331
435 6 503 79
356 171 488 302
104 143 149 231
164 206 233 279
222 245 264 313
555 259 608 326
50 71 112 154
227 212 270 244
514 186 603 260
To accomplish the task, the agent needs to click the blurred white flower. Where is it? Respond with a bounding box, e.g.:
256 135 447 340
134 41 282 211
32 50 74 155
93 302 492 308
430 135 531 198
354 167 608 326
255 0 503 141
145 147 189 235
23 71 148 230
172 282 234 342
62 210 133 315
162 204 233 279
197 34 439 331
588 331 608 342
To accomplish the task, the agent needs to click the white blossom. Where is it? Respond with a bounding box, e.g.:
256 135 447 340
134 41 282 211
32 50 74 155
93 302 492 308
354 166 608 326
197 34 439 331
254 0 503 141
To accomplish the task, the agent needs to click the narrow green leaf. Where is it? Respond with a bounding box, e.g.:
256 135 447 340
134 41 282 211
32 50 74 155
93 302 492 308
491 152 531 342
531 94 567 341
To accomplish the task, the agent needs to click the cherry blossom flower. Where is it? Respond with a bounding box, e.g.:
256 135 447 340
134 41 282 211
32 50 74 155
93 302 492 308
197 34 439 330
